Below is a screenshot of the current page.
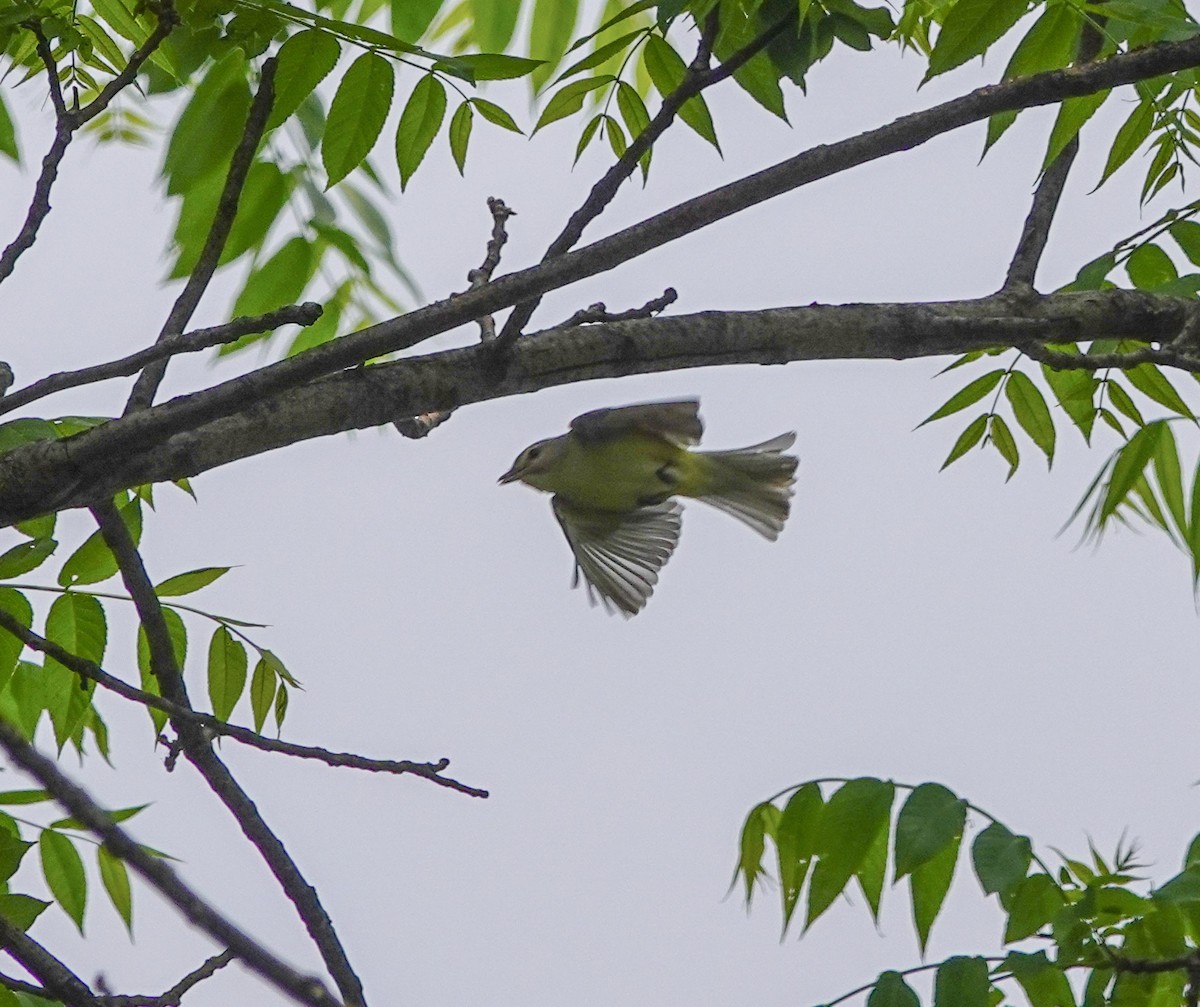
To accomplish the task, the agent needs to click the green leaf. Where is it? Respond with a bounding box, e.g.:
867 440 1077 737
268 29 341 130
1107 379 1146 427
208 626 247 722
58 498 142 587
471 98 522 133
0 828 32 886
529 0 578 90
1006 953 1076 1007
0 538 56 579
1170 219 1200 266
0 93 18 163
912 836 960 952
396 74 447 190
322 51 395 188
43 593 106 751
1126 244 1179 290
806 778 894 929
1154 867 1200 904
642 35 719 150
869 971 921 1007
97 845 132 933
451 53 543 81
989 414 1019 480
137 608 186 736
274 680 290 729
920 370 1005 426
250 658 277 733
534 76 613 132
470 0 522 51
972 822 1032 897
1099 100 1153 187
0 588 32 696
216 162 293 269
0 893 49 931
162 52 251 195
229 236 318 325
39 830 86 933
1123 364 1190 420
1100 422 1168 522
1152 422 1187 539
615 81 652 177
556 29 644 83
737 801 772 904
933 956 991 1007
941 414 989 470
391 0 442 41
449 101 473 174
1044 91 1109 170
894 783 966 880
155 567 231 598
777 783 823 933
1006 371 1056 465
15 514 54 540
1004 873 1065 942
927 0 1029 80
858 818 889 922
0 790 48 806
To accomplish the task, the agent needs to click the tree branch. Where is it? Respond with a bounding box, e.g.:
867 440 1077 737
100 950 235 1007
0 288 1182 522
496 12 792 343
0 303 322 417
0 718 341 1007
14 27 1196 474
124 57 278 414
1003 17 1106 289
91 504 367 1007
0 606 486 796
0 914 99 1007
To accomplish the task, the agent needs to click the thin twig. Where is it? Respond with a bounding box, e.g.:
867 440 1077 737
0 914 99 1007
0 718 340 1007
1003 19 1106 289
0 973 50 998
395 196 515 437
124 57 279 414
0 303 323 417
0 606 487 796
91 504 367 1007
555 288 678 328
1017 339 1200 371
0 8 177 286
495 13 792 344
101 949 235 1007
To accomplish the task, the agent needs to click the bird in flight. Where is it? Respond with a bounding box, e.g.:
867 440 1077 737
499 399 798 616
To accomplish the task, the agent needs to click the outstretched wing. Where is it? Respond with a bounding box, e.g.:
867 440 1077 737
570 400 703 447
551 497 683 616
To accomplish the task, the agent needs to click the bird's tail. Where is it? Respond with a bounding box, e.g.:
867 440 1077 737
693 433 799 540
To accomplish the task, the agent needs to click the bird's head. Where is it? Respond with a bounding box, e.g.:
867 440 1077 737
499 435 568 489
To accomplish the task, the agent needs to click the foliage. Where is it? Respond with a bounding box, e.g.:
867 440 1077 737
3 0 1200 1003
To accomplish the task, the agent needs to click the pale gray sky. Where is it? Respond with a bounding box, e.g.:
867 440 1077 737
0 24 1197 1007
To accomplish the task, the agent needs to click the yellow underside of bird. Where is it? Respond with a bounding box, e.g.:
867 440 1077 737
499 400 798 616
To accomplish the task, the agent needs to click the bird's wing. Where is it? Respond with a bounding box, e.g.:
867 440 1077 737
569 400 703 446
551 497 683 616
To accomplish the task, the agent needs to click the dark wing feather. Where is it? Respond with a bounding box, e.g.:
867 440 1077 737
569 400 702 447
551 497 683 616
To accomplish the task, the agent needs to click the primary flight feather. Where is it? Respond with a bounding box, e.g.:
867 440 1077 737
499 399 799 616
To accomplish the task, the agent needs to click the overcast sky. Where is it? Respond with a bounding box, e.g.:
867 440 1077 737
1 17 1198 1007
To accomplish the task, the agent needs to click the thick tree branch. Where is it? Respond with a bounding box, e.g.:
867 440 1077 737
10 27 1195 475
0 914 99 1007
496 12 792 342
0 606 486 796
124 57 278 414
0 718 341 1007
0 303 322 417
91 505 368 1007
0 289 1185 523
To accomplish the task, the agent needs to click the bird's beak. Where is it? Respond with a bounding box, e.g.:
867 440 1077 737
498 464 521 485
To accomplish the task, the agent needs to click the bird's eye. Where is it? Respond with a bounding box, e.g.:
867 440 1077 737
528 447 542 460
